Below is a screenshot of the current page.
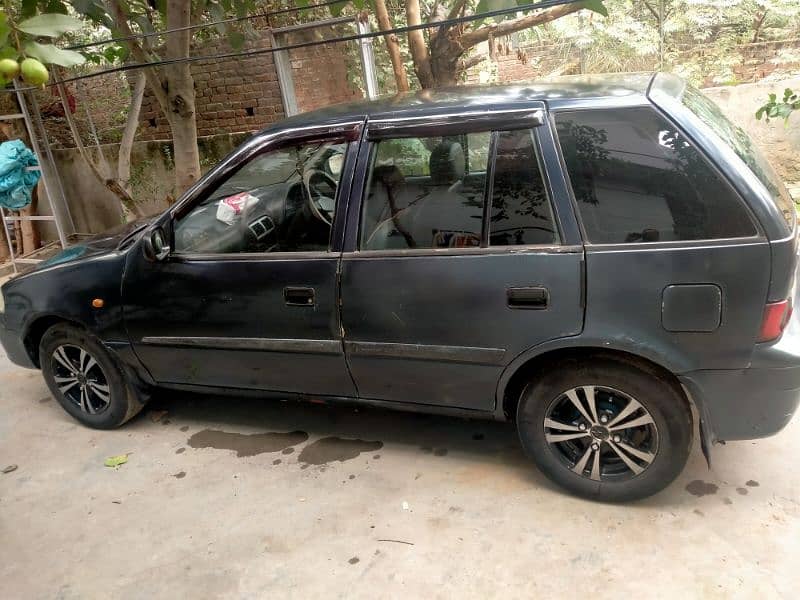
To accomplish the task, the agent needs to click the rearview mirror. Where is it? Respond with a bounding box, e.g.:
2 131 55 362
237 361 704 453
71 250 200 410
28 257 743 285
142 226 170 262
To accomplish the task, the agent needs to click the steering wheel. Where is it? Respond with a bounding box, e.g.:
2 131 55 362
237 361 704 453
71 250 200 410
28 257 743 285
303 169 338 226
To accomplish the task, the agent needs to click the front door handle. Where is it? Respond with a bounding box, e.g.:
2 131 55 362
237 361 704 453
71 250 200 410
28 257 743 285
507 286 549 309
284 286 315 306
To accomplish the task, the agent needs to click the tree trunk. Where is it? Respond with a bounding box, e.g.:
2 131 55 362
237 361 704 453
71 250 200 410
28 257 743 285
405 0 435 89
54 74 144 218
163 0 201 193
108 0 200 198
117 72 147 220
374 0 409 92
414 2 586 88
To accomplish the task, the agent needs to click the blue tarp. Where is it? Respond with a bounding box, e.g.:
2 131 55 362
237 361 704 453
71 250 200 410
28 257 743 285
0 139 41 211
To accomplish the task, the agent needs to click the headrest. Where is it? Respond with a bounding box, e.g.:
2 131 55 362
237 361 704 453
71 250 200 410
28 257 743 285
428 141 465 185
372 164 405 188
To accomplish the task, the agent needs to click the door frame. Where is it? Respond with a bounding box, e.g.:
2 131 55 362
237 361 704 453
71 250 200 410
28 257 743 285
166 117 367 258
122 117 367 394
342 102 583 252
337 103 587 411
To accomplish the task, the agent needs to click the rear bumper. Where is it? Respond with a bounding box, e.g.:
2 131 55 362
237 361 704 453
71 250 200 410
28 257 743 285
680 319 800 442
0 313 36 369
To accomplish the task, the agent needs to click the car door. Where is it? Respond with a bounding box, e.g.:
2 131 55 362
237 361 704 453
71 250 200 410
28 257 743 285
122 119 363 397
339 106 585 411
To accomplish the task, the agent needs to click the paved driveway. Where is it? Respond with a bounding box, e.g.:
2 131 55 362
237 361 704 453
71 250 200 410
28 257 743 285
1 347 798 599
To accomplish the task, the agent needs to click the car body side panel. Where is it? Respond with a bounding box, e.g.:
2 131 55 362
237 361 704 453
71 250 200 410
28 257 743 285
582 242 772 372
341 249 584 410
0 251 140 370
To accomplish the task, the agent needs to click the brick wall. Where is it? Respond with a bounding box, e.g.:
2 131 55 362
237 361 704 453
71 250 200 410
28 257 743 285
138 32 285 141
289 41 363 113
39 28 362 148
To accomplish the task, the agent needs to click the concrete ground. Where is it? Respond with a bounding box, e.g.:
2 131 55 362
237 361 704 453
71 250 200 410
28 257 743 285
1 348 798 599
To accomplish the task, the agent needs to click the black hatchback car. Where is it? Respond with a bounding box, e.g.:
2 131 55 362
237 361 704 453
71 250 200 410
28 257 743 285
1 73 798 501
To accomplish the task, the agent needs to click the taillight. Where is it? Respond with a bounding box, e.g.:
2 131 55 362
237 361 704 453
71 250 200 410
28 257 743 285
758 299 793 342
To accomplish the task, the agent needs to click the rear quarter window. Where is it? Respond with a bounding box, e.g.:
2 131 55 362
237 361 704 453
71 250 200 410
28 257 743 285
681 85 795 232
554 107 758 244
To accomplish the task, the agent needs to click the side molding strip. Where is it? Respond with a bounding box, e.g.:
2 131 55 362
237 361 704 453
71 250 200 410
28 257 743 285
140 337 342 355
345 341 506 365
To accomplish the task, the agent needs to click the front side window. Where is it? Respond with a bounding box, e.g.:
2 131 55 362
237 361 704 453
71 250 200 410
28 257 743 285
174 140 347 254
359 129 556 250
554 108 757 244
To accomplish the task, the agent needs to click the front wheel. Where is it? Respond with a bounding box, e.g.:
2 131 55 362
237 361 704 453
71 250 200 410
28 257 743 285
40 323 147 429
517 357 693 502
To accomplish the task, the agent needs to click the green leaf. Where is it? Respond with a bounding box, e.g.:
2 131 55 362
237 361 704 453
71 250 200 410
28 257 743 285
21 0 38 19
0 14 8 49
784 88 794 102
45 0 69 14
24 41 86 67
228 30 245 50
17 14 85 37
581 0 608 17
104 454 129 468
330 1 345 17
755 106 766 120
0 46 18 60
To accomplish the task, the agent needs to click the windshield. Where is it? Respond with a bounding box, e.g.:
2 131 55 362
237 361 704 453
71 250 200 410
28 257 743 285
681 85 795 232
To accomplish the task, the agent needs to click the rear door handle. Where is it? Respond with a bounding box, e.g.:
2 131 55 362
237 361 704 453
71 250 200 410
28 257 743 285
284 286 315 306
507 286 549 309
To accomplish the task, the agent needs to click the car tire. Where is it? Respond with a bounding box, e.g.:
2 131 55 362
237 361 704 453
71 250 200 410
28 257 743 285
517 356 692 502
40 323 147 429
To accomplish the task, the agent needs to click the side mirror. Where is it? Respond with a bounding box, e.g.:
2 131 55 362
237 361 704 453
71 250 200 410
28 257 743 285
142 226 170 262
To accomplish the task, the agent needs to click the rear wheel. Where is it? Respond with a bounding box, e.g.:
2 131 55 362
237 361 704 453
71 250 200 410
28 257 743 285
517 357 692 502
40 324 147 429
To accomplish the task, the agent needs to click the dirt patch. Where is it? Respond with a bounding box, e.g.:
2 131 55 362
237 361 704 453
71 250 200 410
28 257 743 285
188 429 309 457
298 437 383 466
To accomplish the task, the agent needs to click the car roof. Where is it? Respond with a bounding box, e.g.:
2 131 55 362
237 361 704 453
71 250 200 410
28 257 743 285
268 72 658 132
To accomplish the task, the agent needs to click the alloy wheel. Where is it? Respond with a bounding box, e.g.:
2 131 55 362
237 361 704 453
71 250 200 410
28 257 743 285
543 385 659 482
51 344 111 415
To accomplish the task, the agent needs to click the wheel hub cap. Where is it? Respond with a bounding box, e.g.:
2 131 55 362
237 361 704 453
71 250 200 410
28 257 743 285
50 344 110 415
589 425 609 441
543 385 659 483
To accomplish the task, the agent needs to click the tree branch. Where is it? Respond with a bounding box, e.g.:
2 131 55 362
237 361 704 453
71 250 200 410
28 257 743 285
447 0 468 21
406 0 435 88
460 3 585 50
118 71 146 195
640 0 660 22
458 54 485 72
106 0 170 115
373 0 409 92
54 74 142 217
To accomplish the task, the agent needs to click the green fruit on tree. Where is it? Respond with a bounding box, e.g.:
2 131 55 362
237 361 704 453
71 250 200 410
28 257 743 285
0 58 19 80
20 58 49 87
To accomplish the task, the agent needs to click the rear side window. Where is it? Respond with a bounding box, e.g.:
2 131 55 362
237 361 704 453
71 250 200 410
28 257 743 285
490 129 557 246
360 129 557 250
360 133 488 250
554 108 757 244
